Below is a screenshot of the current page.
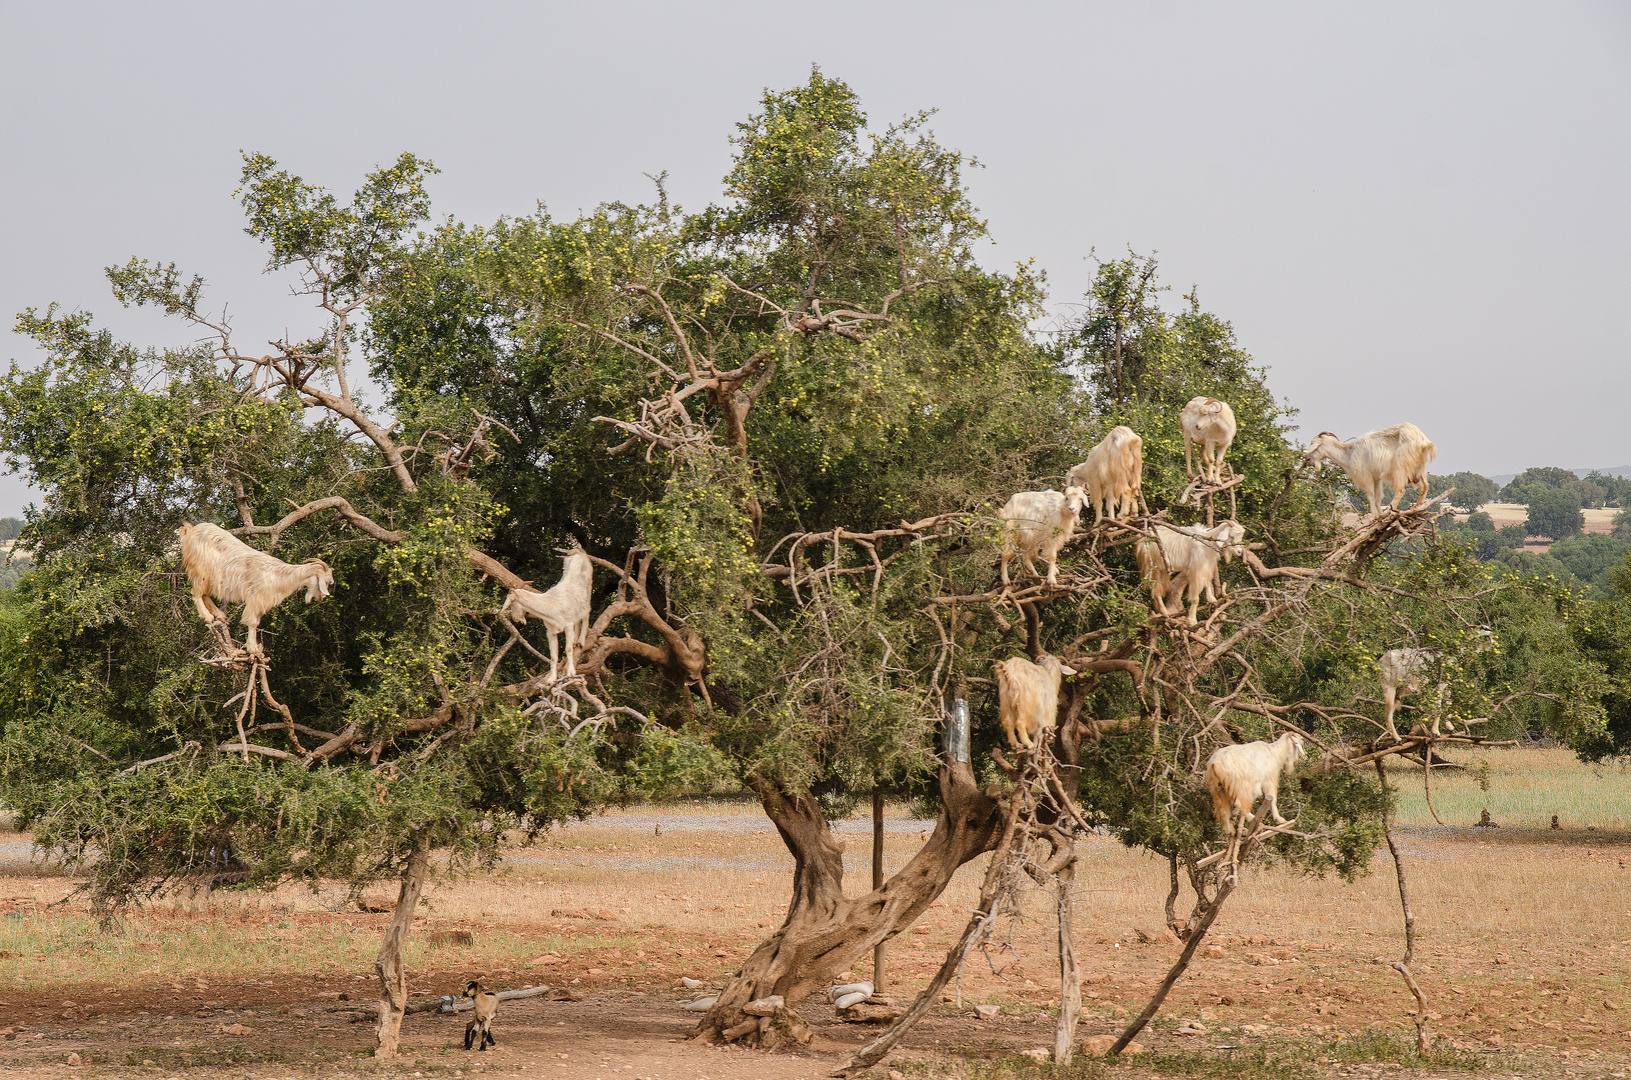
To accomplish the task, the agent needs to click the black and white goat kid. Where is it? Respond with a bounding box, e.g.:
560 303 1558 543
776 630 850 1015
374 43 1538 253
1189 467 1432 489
463 980 498 1050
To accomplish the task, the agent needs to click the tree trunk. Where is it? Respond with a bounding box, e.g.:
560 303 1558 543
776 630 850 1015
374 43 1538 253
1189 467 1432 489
1051 859 1081 1065
697 758 1002 1046
373 840 430 1057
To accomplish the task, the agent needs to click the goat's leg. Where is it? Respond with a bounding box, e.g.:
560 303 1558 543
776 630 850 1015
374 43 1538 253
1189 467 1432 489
1383 687 1400 741
562 622 577 677
191 587 228 627
546 630 560 682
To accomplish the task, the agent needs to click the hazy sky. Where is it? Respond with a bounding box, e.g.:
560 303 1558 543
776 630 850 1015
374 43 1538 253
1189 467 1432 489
3 2 1627 517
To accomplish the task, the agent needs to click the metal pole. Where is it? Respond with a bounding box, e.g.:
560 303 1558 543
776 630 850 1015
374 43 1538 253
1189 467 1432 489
872 785 886 993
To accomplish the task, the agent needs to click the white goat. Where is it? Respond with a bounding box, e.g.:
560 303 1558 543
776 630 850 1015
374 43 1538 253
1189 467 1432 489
1304 423 1436 519
1379 630 1493 739
992 653 1077 751
502 548 593 681
177 522 334 655
1067 426 1144 524
1134 520 1247 625
1204 731 1304 867
998 486 1089 586
1180 396 1237 483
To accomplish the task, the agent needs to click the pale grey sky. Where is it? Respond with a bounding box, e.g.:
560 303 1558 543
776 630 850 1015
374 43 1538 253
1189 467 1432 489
2 2 1628 517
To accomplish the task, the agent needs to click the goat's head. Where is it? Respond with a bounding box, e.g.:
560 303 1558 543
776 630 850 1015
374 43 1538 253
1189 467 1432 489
1280 730 1306 765
1217 519 1247 561
501 589 529 625
302 559 334 603
1304 432 1340 468
1062 485 1089 517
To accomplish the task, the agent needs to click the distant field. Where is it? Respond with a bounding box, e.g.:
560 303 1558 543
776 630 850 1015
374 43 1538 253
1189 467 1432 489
1463 502 1619 536
1386 745 1631 830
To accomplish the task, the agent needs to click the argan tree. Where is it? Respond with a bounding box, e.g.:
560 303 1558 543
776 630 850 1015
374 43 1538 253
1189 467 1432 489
0 69 1613 1064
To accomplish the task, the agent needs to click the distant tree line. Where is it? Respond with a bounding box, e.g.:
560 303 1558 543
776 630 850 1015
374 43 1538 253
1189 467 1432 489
1427 467 1631 596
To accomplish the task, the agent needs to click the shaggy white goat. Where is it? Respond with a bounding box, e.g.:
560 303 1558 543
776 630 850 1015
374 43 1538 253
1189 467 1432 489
992 653 1077 751
178 523 334 655
1180 396 1237 483
1379 630 1493 739
998 486 1089 586
1204 731 1304 866
502 548 593 681
1067 426 1144 524
1134 520 1247 625
1304 423 1436 519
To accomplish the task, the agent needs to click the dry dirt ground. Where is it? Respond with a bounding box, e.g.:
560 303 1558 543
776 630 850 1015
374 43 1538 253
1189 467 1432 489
5 754 1631 1079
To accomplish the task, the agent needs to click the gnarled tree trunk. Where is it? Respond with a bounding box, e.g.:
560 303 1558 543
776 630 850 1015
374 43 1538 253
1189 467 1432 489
373 839 430 1057
696 757 1003 1046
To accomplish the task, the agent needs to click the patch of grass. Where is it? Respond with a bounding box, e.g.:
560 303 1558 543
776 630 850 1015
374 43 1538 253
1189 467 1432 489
1387 747 1631 830
1324 1030 1487 1070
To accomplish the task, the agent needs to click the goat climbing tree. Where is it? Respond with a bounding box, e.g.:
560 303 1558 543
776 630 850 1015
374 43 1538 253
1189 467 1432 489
0 68 1611 1066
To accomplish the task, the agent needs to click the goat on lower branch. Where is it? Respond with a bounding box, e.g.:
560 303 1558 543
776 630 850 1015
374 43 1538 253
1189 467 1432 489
1379 630 1493 740
1180 396 1237 483
1304 422 1436 519
1204 731 1304 868
1134 520 1247 625
502 548 593 681
998 486 1088 586
1067 425 1143 524
992 653 1076 751
177 522 334 655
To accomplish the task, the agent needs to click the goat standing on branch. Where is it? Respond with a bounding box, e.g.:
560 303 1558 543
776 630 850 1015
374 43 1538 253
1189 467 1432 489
1204 731 1304 869
177 522 334 656
998 487 1088 586
502 548 592 682
1379 630 1492 740
1180 397 1237 483
993 653 1076 751
1304 423 1436 519
1068 425 1144 524
1135 520 1247 625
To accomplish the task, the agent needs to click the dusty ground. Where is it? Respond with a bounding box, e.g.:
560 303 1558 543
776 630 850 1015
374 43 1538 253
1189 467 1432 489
5 752 1631 1078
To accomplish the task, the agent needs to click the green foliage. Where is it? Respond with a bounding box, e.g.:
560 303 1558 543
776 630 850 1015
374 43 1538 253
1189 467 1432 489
1429 471 1497 510
1523 485 1584 539
1546 534 1631 595
1585 470 1631 508
1499 465 1579 502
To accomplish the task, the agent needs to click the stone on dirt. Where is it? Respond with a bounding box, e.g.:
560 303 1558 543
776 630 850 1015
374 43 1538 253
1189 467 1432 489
839 999 905 1023
1080 1034 1145 1056
974 1004 1001 1020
